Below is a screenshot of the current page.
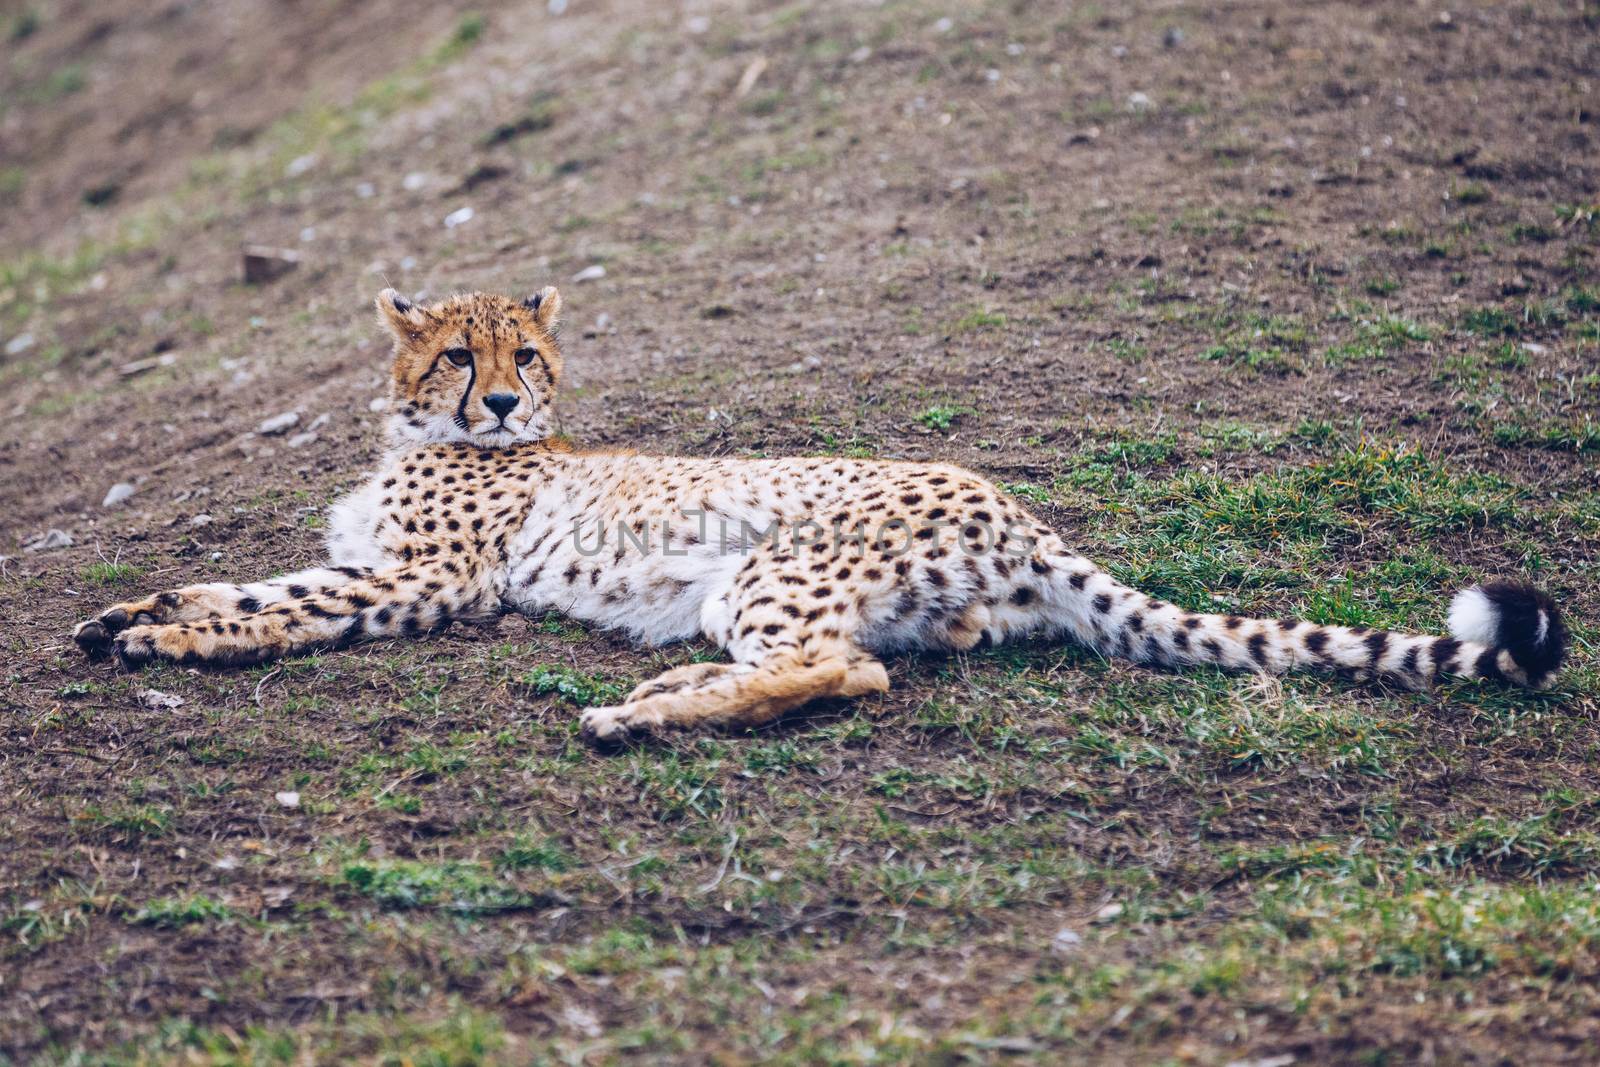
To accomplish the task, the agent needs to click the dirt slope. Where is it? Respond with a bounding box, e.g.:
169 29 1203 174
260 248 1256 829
2 0 1598 1062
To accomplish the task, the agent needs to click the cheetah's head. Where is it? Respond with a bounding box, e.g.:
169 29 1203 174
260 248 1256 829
377 288 563 446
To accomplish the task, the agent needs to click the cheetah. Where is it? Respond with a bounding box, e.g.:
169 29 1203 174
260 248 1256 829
74 288 1568 742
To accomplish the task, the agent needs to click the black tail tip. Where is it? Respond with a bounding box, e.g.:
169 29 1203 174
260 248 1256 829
1450 580 1567 687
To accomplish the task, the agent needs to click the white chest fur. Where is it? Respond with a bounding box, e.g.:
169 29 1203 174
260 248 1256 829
325 473 393 570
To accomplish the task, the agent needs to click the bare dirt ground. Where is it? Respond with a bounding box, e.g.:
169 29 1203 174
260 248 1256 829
2 0 1598 1062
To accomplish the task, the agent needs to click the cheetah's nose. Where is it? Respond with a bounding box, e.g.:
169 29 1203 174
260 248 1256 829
483 393 519 420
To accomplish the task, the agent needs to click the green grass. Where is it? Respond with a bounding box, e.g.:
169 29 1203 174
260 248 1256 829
33 1006 507 1065
1492 418 1600 452
432 12 486 63
340 859 533 913
1199 312 1308 373
1323 313 1432 365
1461 306 1520 336
74 804 173 840
80 561 147 586
0 166 24 204
8 8 40 41
1068 444 1524 611
496 834 573 872
916 405 972 432
1002 481 1053 505
521 664 627 706
128 895 235 928
28 64 86 102
947 308 1008 333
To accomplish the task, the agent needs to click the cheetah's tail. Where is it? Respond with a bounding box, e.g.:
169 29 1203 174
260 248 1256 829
1046 564 1566 691
1443 580 1567 690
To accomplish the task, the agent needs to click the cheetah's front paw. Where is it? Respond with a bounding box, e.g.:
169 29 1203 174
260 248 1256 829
74 595 176 659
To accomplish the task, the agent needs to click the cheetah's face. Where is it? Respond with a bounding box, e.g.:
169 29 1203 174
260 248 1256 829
378 288 564 446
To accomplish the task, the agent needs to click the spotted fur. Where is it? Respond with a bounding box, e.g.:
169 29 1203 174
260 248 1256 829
73 291 1568 742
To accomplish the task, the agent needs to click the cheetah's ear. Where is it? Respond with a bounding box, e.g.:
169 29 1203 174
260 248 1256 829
376 288 426 341
522 286 561 331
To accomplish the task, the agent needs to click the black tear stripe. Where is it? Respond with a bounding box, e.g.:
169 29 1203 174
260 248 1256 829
513 361 540 420
454 353 478 432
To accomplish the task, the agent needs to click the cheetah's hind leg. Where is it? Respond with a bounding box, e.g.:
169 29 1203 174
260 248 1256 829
581 646 889 744
623 661 743 703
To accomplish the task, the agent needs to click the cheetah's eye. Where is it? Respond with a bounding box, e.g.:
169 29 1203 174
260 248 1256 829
514 347 537 367
444 347 473 367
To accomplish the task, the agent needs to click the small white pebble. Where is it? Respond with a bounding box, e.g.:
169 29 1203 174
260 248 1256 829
257 411 300 435
443 206 475 228
275 791 300 808
1051 927 1083 954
